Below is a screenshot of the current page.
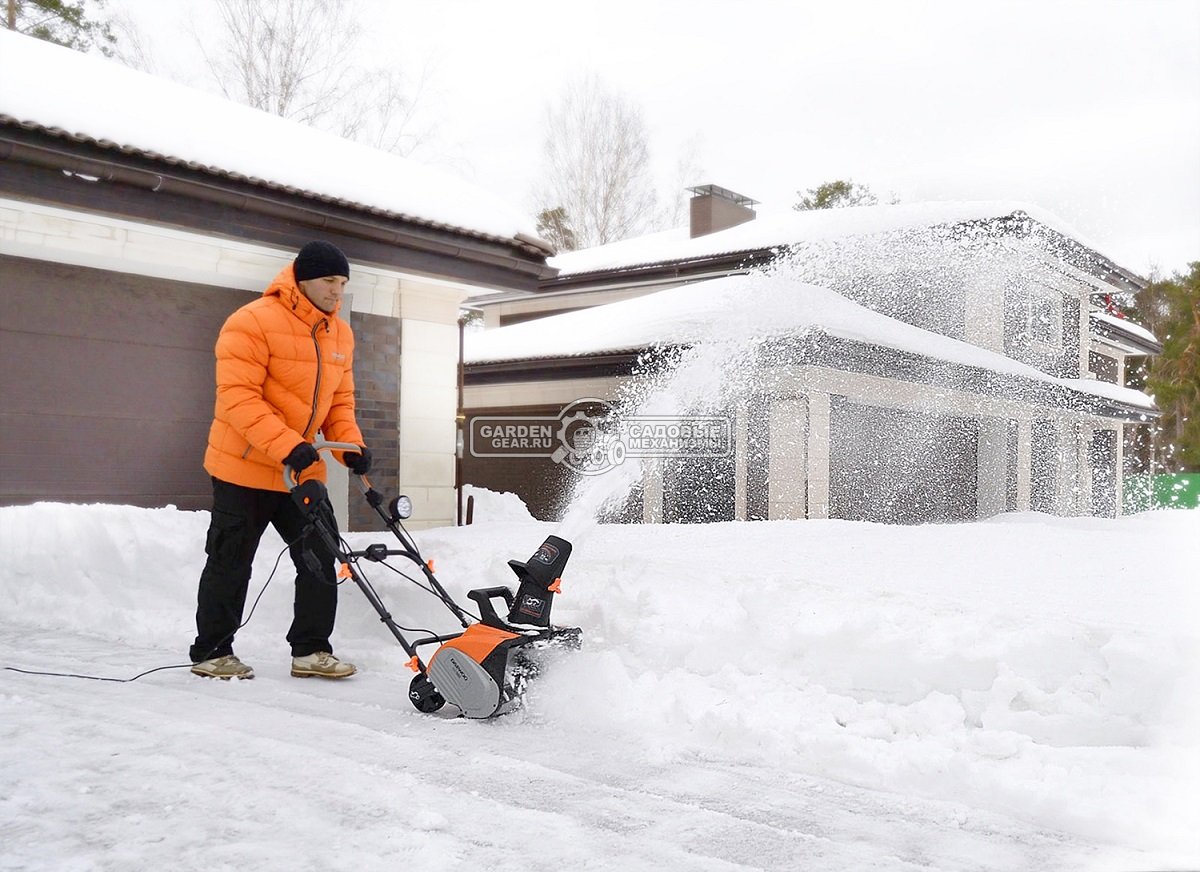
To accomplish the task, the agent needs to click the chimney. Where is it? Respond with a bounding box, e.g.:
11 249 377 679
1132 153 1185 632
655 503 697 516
688 184 758 239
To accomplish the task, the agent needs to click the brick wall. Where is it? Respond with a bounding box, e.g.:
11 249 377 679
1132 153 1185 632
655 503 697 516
349 311 400 530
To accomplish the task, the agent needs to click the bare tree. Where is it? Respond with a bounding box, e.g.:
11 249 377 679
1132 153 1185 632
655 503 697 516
195 0 431 157
199 0 360 124
662 133 706 228
108 7 155 73
337 65 435 158
536 75 659 249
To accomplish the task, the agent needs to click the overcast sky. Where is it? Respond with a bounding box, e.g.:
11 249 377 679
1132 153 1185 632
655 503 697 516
113 0 1199 278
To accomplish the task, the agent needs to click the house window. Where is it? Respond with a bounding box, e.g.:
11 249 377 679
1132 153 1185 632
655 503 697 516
1030 293 1057 343
1004 283 1070 374
1061 296 1082 378
1089 351 1118 384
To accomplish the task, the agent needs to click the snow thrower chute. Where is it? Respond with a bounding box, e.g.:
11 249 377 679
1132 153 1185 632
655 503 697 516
285 441 580 719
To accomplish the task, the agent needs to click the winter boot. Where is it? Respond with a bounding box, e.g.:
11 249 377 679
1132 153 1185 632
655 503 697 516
291 651 357 679
505 535 572 627
191 654 254 680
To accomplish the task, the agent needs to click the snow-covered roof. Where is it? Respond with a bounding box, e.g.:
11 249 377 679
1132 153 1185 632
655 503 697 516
1090 310 1160 346
465 271 1155 412
0 30 542 248
549 201 1133 280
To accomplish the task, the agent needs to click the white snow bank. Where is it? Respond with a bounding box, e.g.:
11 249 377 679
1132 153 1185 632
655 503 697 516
1 502 1198 870
0 30 537 243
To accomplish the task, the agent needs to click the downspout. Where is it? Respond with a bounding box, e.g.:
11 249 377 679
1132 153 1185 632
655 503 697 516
456 312 465 526
456 306 482 526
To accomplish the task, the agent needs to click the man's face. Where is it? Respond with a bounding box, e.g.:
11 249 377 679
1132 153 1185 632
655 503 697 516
299 275 348 314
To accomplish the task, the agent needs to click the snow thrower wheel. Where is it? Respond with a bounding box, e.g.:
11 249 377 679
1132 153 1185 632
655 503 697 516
408 674 446 713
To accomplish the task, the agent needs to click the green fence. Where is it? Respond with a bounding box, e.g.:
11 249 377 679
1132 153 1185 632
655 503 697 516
1123 473 1200 512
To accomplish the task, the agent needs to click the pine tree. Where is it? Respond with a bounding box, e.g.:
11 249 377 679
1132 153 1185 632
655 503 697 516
535 207 579 254
793 179 878 211
1127 262 1200 471
5 0 116 55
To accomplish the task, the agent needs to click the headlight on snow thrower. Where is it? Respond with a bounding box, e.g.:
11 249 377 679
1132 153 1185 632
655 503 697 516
389 494 413 521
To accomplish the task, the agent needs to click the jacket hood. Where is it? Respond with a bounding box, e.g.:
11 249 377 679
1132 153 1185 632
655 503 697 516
264 263 342 322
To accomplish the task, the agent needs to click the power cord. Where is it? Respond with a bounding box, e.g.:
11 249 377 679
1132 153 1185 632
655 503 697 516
3 538 295 684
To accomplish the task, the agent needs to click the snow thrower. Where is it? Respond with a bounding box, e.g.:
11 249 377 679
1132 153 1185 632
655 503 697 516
286 441 580 719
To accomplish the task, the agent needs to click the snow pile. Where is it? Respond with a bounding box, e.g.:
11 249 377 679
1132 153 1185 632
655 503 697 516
462 484 536 523
1 502 1197 870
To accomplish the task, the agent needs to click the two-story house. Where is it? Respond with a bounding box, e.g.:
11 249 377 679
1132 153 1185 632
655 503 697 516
462 187 1159 524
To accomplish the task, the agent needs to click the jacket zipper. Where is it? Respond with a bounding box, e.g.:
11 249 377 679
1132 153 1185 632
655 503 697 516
300 319 326 440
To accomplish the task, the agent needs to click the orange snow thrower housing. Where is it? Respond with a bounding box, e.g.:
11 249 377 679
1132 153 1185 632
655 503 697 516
286 441 581 719
426 538 580 719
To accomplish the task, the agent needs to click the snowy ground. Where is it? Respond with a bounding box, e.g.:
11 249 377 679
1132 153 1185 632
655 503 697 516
1 499 1198 871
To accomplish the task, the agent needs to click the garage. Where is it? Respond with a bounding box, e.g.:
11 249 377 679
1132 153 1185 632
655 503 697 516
0 255 247 510
829 396 979 524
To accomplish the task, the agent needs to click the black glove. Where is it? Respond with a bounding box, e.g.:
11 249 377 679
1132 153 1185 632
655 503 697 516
345 445 372 476
283 442 319 472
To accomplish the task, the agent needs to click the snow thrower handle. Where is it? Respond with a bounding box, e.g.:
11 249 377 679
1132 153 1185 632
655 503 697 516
282 440 371 492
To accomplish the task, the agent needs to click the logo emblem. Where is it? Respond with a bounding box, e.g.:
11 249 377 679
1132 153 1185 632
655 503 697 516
517 595 546 617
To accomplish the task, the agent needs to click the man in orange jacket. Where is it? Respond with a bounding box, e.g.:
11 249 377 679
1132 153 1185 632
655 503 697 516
189 241 371 680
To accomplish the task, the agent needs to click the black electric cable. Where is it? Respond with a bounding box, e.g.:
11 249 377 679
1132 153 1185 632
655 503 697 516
3 537 295 683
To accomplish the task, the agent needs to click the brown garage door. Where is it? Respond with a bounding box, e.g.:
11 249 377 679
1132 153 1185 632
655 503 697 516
0 255 253 510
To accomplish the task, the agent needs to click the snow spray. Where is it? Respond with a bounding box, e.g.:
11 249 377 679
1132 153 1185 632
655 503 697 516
554 216 1107 538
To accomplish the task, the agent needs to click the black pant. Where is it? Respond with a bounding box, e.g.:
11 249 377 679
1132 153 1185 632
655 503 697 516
189 477 340 662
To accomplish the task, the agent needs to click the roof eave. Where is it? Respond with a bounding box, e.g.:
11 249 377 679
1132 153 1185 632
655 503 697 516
539 210 1148 293
466 333 1159 421
0 116 557 276
1089 318 1163 356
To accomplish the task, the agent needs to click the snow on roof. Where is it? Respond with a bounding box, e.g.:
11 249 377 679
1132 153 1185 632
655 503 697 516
549 200 1121 278
0 30 539 245
465 271 1155 411
1091 309 1160 345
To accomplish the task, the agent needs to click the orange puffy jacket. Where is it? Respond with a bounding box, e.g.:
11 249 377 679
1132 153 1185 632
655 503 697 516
203 264 365 492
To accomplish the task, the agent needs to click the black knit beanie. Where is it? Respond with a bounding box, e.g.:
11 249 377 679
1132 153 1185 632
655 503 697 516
293 241 350 281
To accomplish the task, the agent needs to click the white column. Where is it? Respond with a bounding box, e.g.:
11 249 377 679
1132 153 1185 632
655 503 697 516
976 417 1008 519
1016 419 1032 511
642 459 663 523
734 402 748 521
1114 424 1126 516
768 396 807 519
806 392 831 519
397 281 464 529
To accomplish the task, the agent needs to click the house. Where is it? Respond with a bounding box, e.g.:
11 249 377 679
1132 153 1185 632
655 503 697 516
0 31 554 530
461 187 1160 524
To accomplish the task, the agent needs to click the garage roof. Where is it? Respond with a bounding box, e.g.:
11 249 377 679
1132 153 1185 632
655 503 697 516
0 30 547 252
